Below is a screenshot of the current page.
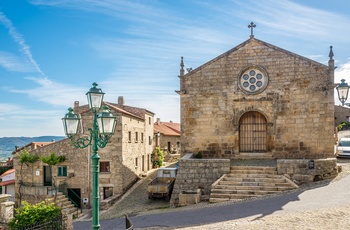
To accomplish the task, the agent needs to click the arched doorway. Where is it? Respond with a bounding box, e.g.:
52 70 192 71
239 111 267 152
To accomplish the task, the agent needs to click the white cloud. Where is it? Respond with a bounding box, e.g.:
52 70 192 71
8 77 86 107
0 11 45 76
0 51 36 72
0 103 65 137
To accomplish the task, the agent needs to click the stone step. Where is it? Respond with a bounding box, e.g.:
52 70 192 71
210 193 262 200
223 177 287 183
226 173 281 179
209 166 298 203
212 184 292 191
211 186 292 194
230 167 277 174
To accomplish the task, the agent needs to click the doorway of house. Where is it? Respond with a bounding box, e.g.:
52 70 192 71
239 111 267 152
43 166 52 186
68 188 81 208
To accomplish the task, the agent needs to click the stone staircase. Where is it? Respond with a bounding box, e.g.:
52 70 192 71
209 166 298 203
52 192 83 219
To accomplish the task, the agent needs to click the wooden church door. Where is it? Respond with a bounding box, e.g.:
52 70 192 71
239 111 267 152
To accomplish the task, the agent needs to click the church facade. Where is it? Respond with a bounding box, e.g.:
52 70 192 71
178 33 335 160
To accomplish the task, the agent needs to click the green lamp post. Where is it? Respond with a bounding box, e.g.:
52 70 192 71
336 79 350 106
62 82 117 230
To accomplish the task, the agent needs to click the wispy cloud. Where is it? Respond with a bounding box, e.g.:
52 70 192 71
0 11 45 76
0 103 64 137
0 51 35 72
9 77 86 107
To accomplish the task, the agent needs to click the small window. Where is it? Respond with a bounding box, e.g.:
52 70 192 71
149 117 151 125
149 136 152 145
135 157 138 167
141 133 144 143
135 132 138 142
100 162 110 173
128 131 131 142
58 166 67 177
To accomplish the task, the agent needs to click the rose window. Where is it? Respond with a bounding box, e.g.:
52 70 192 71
238 67 268 94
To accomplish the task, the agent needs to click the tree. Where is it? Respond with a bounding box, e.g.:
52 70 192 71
40 152 66 201
8 200 61 229
18 150 39 206
151 147 164 168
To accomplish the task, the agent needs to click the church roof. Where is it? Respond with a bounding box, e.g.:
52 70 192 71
183 37 328 77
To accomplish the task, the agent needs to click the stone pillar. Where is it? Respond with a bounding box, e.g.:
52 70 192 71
0 201 14 224
62 210 73 230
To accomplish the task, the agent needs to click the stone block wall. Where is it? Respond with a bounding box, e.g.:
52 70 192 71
334 105 350 127
170 154 230 206
277 158 338 183
180 38 334 159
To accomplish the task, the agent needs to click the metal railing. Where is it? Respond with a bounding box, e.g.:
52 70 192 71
58 181 82 218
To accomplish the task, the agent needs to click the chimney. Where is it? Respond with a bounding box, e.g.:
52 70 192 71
118 96 125 105
51 139 55 142
74 101 79 109
156 118 161 125
169 120 173 123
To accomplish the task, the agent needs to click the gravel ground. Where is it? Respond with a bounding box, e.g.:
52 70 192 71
97 159 350 229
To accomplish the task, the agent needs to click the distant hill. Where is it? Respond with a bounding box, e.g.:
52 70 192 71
0 136 65 161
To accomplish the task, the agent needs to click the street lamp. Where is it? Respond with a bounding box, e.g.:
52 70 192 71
62 82 117 230
336 79 350 106
156 131 160 147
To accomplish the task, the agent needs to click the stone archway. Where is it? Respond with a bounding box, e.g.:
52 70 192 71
239 111 267 152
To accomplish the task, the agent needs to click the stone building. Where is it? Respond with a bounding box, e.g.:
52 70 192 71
178 35 335 158
334 105 350 128
0 169 15 201
176 26 337 183
12 96 154 209
154 118 181 154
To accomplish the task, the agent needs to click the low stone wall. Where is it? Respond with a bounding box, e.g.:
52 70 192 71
170 154 230 206
277 158 338 183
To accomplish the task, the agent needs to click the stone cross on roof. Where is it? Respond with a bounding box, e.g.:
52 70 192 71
248 22 256 38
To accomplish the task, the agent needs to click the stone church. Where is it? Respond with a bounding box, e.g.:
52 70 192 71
178 25 335 159
176 23 337 182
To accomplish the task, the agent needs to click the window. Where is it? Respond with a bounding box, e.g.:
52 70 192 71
149 117 151 125
128 131 131 142
135 132 138 142
238 66 269 94
135 157 138 167
58 166 67 177
347 116 350 122
100 162 110 173
149 136 152 145
141 133 144 143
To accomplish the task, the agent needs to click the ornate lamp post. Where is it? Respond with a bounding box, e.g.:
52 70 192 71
336 79 350 106
62 82 117 230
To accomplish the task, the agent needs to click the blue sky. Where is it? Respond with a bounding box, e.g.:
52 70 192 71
1 0 350 137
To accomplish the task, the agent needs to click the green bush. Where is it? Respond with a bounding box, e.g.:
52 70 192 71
8 200 61 229
152 147 164 168
338 122 350 131
195 151 203 158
